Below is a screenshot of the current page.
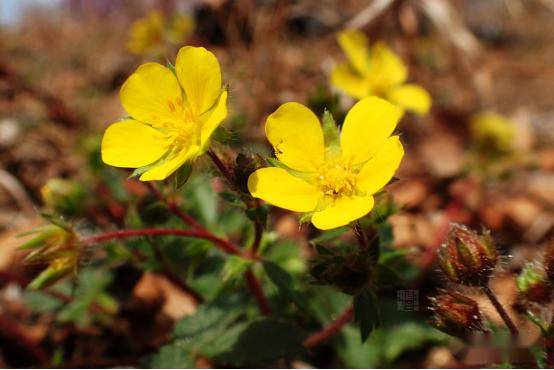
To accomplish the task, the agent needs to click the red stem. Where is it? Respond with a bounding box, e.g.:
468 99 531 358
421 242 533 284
83 228 243 256
244 269 272 316
145 182 203 229
303 306 354 349
207 149 235 185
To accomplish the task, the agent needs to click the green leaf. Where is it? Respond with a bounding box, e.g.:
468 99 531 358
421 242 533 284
322 109 340 149
263 261 307 310
219 192 243 206
216 319 306 366
353 289 381 342
245 206 268 227
173 163 193 190
310 226 350 244
147 340 195 368
173 294 245 340
212 126 234 144
221 255 252 283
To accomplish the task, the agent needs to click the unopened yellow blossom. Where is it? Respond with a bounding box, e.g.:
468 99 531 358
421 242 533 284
19 224 80 289
127 11 195 55
331 30 431 115
248 96 404 230
101 46 227 181
470 112 515 152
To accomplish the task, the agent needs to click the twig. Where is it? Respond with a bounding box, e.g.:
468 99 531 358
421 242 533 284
482 284 519 336
0 169 35 216
345 0 396 29
303 306 354 349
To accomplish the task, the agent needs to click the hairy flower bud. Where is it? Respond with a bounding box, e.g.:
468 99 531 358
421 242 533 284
19 223 81 289
429 290 486 337
437 223 497 286
309 244 373 295
516 263 552 304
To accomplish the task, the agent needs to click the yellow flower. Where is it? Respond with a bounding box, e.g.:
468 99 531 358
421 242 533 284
331 29 431 115
101 46 227 181
167 14 195 45
127 11 165 55
248 96 404 230
127 11 195 55
470 112 515 152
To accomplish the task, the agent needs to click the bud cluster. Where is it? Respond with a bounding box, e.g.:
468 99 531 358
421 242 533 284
431 223 502 337
309 244 374 295
429 290 486 337
19 223 81 289
437 223 497 286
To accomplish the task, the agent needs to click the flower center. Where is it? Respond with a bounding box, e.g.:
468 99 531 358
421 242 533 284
316 159 357 198
162 98 202 150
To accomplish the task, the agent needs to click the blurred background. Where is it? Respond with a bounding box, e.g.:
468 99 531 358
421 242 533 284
0 0 553 368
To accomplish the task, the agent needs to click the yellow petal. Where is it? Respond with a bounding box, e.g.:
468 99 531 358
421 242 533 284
175 46 222 115
101 119 167 168
340 96 402 165
330 63 371 99
139 147 200 181
387 84 431 115
265 102 325 172
356 136 404 195
337 29 371 76
120 63 182 125
200 90 227 147
248 167 320 212
311 195 374 230
367 42 407 90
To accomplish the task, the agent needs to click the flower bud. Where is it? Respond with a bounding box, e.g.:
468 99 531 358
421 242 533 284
437 223 497 286
41 178 86 216
516 263 551 304
429 290 486 337
19 223 81 289
309 244 373 295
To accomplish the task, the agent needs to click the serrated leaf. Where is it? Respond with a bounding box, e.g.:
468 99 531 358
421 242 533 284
310 226 350 244
245 206 268 227
263 261 307 310
219 191 243 205
354 289 381 342
212 126 234 144
173 163 193 190
216 319 306 366
322 109 340 149
147 340 195 368
221 256 252 283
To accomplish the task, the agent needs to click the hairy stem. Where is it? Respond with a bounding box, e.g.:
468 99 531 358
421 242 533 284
207 149 235 185
83 228 243 256
244 269 272 316
354 221 369 250
482 284 519 336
